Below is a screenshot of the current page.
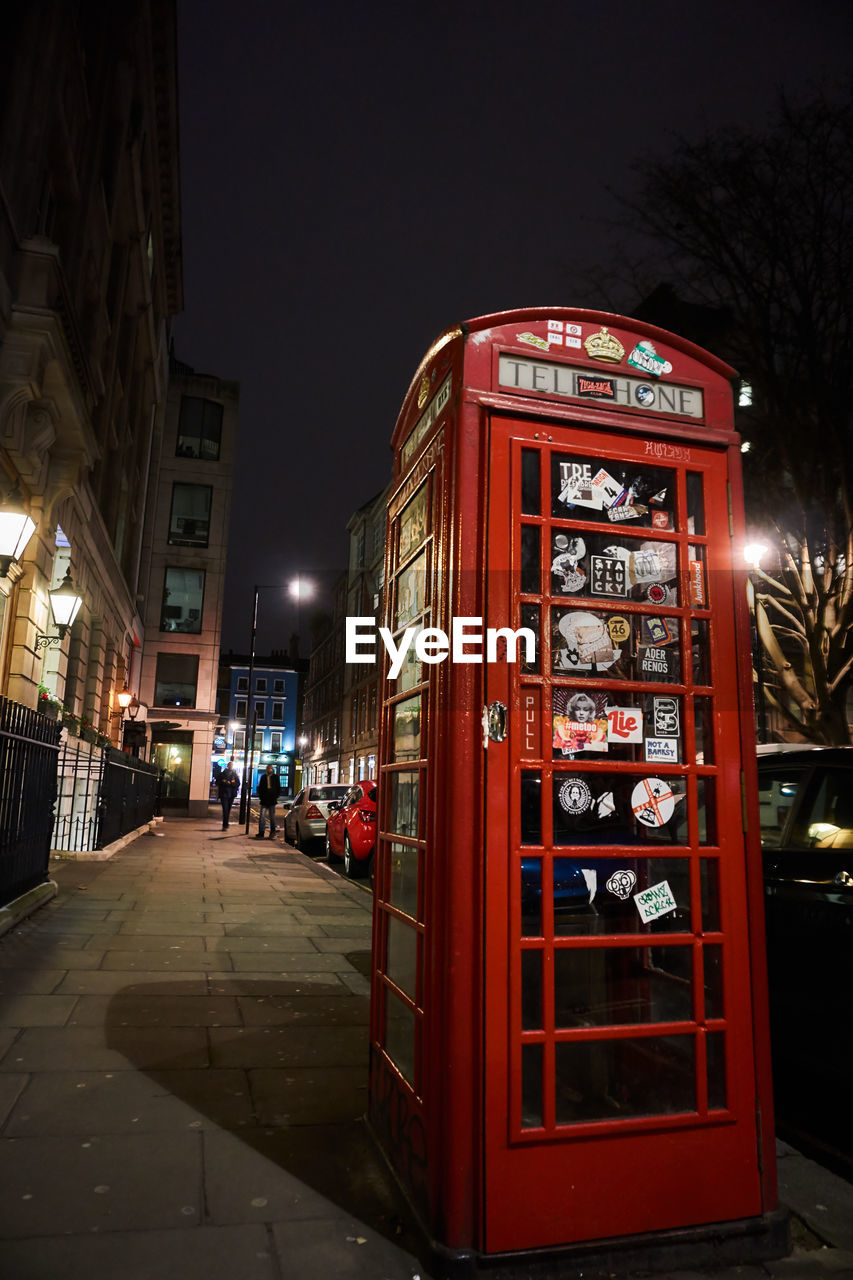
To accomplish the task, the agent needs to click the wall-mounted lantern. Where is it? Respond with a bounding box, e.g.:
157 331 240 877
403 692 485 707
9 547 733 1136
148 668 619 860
35 567 83 649
0 482 36 577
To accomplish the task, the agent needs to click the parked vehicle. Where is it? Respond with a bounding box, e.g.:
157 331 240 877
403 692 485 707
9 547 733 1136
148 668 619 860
756 744 853 1171
325 781 377 878
283 785 349 850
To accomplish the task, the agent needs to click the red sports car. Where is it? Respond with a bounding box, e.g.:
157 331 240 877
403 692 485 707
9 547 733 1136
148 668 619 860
325 781 377 878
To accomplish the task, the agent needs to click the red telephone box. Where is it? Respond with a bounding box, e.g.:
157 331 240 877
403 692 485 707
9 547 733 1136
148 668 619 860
368 309 784 1272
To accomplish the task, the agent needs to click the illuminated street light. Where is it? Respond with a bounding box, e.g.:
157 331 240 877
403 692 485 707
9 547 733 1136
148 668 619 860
0 482 36 577
743 542 768 571
35 567 83 649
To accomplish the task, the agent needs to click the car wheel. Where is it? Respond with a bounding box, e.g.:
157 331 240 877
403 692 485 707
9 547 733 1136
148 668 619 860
343 833 364 879
293 825 303 850
325 829 335 861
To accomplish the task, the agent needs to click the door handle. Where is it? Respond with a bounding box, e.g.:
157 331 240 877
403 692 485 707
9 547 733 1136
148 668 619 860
834 870 853 888
484 701 508 745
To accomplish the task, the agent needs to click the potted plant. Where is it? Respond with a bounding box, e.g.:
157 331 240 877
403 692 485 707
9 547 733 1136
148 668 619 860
79 716 98 744
61 708 80 735
37 685 62 719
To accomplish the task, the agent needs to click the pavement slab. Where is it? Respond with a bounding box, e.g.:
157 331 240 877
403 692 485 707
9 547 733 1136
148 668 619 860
0 1025 210 1071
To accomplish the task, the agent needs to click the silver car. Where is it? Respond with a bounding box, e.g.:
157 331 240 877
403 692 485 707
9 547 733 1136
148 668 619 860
283 785 349 849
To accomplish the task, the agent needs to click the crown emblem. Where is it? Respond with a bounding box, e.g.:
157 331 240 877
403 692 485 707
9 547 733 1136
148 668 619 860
583 326 625 364
417 373 431 408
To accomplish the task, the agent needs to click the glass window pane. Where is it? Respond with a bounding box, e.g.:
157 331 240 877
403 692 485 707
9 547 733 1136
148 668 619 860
700 859 721 933
790 768 853 848
160 566 205 633
521 1043 543 1128
521 448 540 515
177 395 223 460
389 843 419 919
154 652 199 708
554 945 694 1027
556 1035 695 1124
553 857 691 936
551 455 676 530
395 549 428 628
389 771 419 838
168 483 212 547
520 604 540 674
386 917 417 999
521 858 542 936
521 771 542 845
398 483 428 563
757 766 805 847
704 943 724 1019
692 619 710 686
385 990 415 1085
552 773 688 846
521 525 540 595
707 1031 727 1110
521 949 542 1029
698 778 717 846
686 472 706 535
694 697 714 765
392 696 421 761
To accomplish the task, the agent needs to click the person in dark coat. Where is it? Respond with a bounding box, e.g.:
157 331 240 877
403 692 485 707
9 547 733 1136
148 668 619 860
255 764 281 838
217 758 240 829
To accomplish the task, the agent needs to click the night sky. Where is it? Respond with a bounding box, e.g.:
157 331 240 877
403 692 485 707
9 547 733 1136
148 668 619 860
173 0 853 656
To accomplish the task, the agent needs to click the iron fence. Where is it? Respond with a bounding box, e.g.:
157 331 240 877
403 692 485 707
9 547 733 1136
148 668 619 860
96 747 159 848
0 696 62 907
53 738 160 853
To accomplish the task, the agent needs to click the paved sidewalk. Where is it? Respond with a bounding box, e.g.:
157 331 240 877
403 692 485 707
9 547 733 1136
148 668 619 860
0 815 850 1279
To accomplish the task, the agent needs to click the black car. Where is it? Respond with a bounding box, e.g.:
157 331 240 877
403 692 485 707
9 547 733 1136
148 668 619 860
756 745 853 1171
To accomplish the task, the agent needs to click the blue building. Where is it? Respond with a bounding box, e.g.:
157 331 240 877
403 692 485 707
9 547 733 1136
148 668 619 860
214 652 300 799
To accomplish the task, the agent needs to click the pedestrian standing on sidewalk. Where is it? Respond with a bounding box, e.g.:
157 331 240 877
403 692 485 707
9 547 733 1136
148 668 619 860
217 757 240 829
255 763 281 839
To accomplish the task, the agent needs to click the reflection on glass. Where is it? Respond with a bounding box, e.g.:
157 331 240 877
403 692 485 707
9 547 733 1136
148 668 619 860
552 773 688 846
698 778 717 845
393 696 421 761
522 1043 543 1128
692 618 710 686
385 990 416 1085
707 1031 727 1110
521 949 542 1029
160 566 205 633
390 771 419 838
553 858 691 936
398 483 428 563
550 455 676 530
521 525 541 596
520 604 540 673
395 643 422 693
521 772 542 845
554 945 693 1027
694 697 714 764
389 843 419 920
686 473 706 536
555 1035 695 1124
387 917 417 999
700 859 721 932
521 858 542 936
522 449 541 515
396 549 428 628
704 943 724 1020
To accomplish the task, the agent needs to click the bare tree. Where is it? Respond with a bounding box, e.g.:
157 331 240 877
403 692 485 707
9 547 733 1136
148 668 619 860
624 90 853 744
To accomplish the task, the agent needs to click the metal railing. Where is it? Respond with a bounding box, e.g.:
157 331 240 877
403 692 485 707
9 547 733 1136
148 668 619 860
0 696 62 906
53 737 160 853
95 747 159 848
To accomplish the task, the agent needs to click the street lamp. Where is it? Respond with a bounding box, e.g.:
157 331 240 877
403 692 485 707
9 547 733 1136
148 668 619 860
34 567 83 649
288 574 314 660
744 543 769 742
0 481 36 577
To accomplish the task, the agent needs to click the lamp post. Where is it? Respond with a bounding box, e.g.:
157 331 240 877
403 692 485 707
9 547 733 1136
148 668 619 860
288 574 315 660
744 542 769 743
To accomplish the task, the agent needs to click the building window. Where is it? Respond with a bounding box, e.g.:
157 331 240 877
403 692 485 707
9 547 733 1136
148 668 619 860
254 701 264 722
168 483 212 547
270 731 282 753
357 756 365 780
160 567 205 633
237 676 248 691
369 685 377 730
236 699 247 718
368 754 376 780
256 678 267 693
177 396 223 460
272 702 283 721
233 729 245 751
273 679 285 694
154 653 199 708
